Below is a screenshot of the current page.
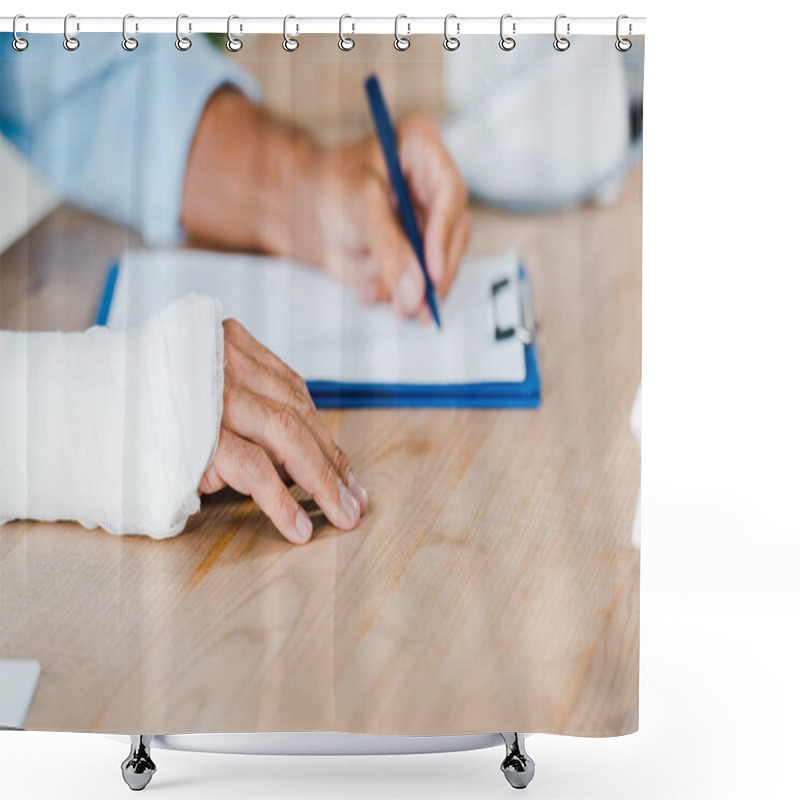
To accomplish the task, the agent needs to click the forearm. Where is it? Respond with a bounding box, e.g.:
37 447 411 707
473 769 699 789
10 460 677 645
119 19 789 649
181 89 323 260
2 34 261 245
0 296 224 538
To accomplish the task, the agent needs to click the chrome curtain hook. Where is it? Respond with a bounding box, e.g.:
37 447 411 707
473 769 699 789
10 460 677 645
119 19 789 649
553 14 570 51
499 14 516 51
339 14 355 51
175 14 192 51
227 15 243 51
615 14 632 52
63 13 80 51
394 14 410 51
283 15 299 52
443 14 460 51
122 14 138 51
12 14 28 51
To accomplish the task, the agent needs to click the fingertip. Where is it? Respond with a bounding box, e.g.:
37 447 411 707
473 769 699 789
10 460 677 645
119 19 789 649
347 469 369 514
293 508 314 544
394 266 425 316
338 479 362 530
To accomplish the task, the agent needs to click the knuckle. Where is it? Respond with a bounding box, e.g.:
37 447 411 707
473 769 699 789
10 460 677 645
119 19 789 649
330 444 350 476
223 318 244 338
275 487 296 520
222 381 236 414
224 339 247 374
286 365 306 392
276 404 300 441
295 370 310 394
287 382 304 408
229 436 250 474
242 446 267 482
319 458 340 494
288 380 315 419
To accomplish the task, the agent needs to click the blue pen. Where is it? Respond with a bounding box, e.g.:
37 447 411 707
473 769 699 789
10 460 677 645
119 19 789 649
365 75 441 328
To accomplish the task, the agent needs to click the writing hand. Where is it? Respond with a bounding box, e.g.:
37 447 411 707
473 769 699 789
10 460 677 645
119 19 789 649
312 112 471 321
183 93 469 323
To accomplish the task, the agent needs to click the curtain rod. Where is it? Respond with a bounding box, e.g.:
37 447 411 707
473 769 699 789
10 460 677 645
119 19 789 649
1 16 646 36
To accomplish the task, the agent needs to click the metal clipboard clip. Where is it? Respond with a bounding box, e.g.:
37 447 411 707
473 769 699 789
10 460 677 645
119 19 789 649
491 269 536 346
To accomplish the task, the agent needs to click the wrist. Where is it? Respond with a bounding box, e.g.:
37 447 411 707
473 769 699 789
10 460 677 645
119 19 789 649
249 119 325 264
182 89 323 258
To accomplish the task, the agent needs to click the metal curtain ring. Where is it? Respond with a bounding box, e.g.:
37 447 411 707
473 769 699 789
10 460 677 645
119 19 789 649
338 14 355 51
175 14 192 50
283 15 299 52
394 15 410 51
227 15 243 51
122 14 138 51
443 14 460 51
499 14 516 51
553 14 570 51
615 14 632 51
63 13 79 51
12 14 28 51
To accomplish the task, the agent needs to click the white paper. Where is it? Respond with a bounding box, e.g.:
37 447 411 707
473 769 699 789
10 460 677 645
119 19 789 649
0 659 41 729
107 248 527 386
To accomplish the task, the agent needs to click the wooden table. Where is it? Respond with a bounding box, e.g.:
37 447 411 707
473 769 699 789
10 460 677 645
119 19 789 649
0 39 640 736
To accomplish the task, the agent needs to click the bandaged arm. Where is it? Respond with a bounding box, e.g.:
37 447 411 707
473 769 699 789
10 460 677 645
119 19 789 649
0 294 223 539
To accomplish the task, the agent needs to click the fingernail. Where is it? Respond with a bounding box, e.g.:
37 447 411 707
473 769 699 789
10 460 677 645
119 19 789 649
348 469 369 512
294 508 313 543
339 479 361 524
396 267 423 314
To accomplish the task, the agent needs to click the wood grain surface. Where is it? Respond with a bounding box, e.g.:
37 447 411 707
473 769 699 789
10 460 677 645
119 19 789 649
0 38 641 736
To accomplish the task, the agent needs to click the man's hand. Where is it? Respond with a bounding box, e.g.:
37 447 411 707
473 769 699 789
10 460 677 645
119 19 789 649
183 91 470 321
309 112 471 321
198 319 368 545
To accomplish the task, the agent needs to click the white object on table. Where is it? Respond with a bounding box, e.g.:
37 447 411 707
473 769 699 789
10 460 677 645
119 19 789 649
107 248 528 387
0 659 41 730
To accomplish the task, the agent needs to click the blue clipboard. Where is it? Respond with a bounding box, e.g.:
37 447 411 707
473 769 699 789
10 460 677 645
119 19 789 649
96 262 541 410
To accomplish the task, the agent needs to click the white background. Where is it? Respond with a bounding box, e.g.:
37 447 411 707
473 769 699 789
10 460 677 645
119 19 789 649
1 1 798 798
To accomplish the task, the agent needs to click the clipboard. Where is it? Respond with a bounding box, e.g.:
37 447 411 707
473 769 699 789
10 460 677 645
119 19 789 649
95 255 541 410
304 265 541 408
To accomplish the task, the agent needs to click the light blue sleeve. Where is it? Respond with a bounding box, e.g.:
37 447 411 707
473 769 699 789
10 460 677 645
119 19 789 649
0 33 261 244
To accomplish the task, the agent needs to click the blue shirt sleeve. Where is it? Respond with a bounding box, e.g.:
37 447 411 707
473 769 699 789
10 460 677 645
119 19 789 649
0 33 261 244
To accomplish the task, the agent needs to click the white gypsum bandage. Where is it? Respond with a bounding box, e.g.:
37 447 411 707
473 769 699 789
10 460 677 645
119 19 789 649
0 294 224 539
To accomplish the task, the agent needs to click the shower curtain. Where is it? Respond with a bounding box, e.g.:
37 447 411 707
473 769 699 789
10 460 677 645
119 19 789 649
0 27 643 740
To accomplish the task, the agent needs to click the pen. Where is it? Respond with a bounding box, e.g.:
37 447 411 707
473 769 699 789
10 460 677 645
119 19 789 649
364 74 441 328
